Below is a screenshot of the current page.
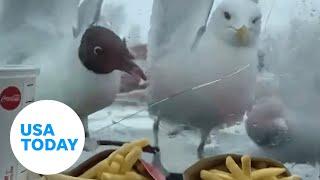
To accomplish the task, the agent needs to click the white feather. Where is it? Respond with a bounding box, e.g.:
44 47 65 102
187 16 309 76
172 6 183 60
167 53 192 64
148 0 261 158
0 1 123 119
149 0 260 125
23 37 121 118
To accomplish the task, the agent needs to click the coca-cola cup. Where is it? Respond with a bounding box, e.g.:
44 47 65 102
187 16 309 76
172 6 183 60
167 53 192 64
0 65 39 180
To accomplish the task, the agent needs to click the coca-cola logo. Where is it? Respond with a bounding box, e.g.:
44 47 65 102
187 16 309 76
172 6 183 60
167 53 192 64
0 86 21 111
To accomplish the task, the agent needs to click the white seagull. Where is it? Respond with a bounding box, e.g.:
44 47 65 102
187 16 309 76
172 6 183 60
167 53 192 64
148 0 262 159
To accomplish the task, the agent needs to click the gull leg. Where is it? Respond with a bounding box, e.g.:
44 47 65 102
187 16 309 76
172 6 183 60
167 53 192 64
82 116 98 151
197 129 211 159
153 115 161 147
82 116 89 138
152 115 169 175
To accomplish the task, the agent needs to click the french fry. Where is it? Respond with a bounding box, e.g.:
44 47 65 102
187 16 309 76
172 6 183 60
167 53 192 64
200 155 301 180
78 139 150 180
113 154 125 164
79 157 110 178
120 146 143 173
251 168 286 179
107 144 129 164
241 155 251 177
109 161 121 174
101 172 127 180
117 139 149 155
105 139 148 167
226 156 247 180
209 169 233 180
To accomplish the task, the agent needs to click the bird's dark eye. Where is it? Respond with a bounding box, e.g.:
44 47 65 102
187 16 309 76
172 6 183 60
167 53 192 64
93 46 103 56
224 11 231 20
252 16 261 24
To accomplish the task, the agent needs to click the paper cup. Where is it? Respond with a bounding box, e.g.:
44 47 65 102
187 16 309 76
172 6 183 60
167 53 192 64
0 65 39 180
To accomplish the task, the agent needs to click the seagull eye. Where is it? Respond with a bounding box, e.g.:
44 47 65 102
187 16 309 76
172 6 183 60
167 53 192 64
93 46 103 56
252 16 261 24
224 11 231 20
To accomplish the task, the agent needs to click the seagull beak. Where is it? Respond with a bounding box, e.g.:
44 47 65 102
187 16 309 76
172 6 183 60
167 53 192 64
236 26 249 45
119 59 147 81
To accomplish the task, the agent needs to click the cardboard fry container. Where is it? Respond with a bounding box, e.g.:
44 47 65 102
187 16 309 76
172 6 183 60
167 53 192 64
183 154 291 180
0 65 39 180
65 149 165 180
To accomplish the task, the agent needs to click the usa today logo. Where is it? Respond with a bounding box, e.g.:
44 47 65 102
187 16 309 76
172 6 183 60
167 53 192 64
10 100 85 175
20 124 78 151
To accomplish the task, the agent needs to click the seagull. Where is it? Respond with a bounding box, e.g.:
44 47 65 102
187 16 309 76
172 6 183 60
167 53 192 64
245 96 320 163
24 26 146 149
148 0 262 160
73 0 104 38
246 97 290 148
0 0 146 150
246 16 320 162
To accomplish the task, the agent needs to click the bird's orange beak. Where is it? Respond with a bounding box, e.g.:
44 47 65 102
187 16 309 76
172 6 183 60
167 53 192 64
236 26 249 45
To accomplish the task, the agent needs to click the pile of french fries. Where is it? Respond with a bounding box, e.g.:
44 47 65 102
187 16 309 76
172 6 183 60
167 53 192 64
200 155 301 180
42 139 152 180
